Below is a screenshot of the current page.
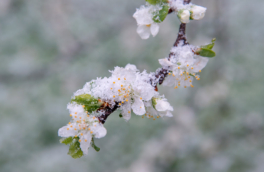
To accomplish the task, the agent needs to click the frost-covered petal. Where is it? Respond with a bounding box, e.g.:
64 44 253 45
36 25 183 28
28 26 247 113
162 75 175 87
190 5 207 20
80 133 92 155
133 6 153 25
131 98 145 115
193 56 209 72
58 126 77 137
159 58 174 67
121 102 132 121
150 23 159 37
125 64 138 72
155 99 173 112
92 123 107 138
137 25 151 39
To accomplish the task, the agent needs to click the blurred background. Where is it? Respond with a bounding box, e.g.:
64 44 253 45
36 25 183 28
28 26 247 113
0 0 264 171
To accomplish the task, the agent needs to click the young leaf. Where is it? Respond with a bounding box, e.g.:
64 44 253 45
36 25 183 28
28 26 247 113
60 137 73 145
197 48 216 58
152 98 157 109
146 0 167 5
201 38 216 50
153 4 170 23
91 138 100 152
71 94 103 113
68 137 84 159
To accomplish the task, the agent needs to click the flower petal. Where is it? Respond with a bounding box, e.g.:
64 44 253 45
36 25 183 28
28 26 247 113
150 23 159 37
80 133 92 155
58 126 77 137
93 123 107 138
132 98 146 115
137 25 150 39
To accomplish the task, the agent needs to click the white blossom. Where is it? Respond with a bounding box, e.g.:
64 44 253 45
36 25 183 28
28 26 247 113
190 5 207 20
159 45 209 88
58 105 107 154
178 9 190 23
133 5 159 39
144 96 173 119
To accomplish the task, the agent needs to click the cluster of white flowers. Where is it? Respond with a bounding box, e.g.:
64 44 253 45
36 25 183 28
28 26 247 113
159 44 209 88
58 104 106 154
133 0 207 39
59 64 174 154
59 0 214 158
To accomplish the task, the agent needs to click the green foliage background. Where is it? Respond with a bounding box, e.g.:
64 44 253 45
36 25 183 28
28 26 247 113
0 0 263 172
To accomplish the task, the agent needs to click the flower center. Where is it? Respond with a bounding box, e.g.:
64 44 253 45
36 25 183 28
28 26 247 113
146 24 151 27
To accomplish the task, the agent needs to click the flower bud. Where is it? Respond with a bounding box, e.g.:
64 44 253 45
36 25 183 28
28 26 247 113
177 9 190 23
190 5 207 20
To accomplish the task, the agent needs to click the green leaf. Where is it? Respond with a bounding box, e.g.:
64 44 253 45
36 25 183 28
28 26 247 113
60 137 73 145
201 38 216 50
197 48 216 58
91 138 100 152
146 0 168 5
119 113 123 118
68 137 84 159
60 136 84 159
71 94 103 113
153 4 170 23
152 98 157 109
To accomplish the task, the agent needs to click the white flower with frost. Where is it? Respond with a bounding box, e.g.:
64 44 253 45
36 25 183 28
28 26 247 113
155 98 174 117
177 9 190 23
190 5 206 20
159 45 209 88
133 6 159 39
144 97 173 119
58 105 107 154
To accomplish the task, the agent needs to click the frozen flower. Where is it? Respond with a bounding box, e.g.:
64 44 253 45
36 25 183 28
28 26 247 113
190 5 206 20
58 106 107 154
155 98 173 117
144 96 173 119
159 45 209 88
177 9 190 23
133 5 159 39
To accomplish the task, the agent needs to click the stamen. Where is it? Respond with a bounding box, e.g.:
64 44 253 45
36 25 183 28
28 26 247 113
67 128 69 130
79 139 81 142
118 78 120 80
174 86 178 89
199 70 201 72
75 112 77 114
113 82 115 84
85 139 87 142
69 114 72 117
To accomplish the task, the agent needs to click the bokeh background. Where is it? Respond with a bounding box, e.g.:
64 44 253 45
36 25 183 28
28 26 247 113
1 0 264 171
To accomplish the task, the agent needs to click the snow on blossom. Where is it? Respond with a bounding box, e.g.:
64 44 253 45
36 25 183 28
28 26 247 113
144 96 173 120
58 104 107 154
190 5 207 20
159 45 209 88
133 5 159 39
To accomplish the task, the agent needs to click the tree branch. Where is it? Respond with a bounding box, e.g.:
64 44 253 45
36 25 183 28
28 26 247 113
98 0 192 123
